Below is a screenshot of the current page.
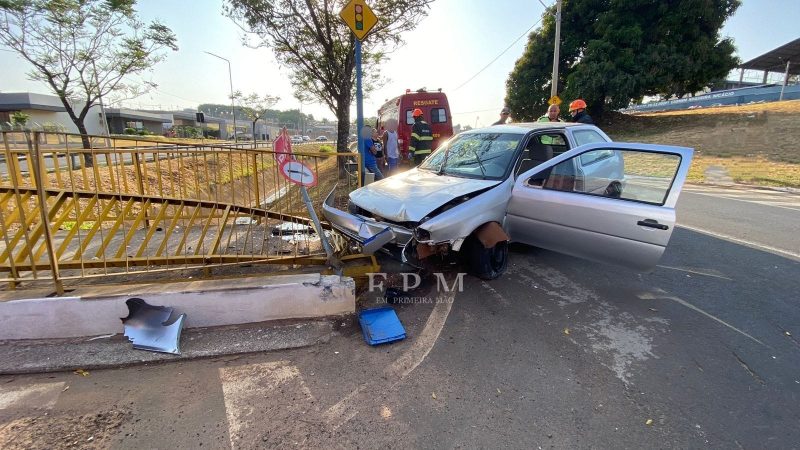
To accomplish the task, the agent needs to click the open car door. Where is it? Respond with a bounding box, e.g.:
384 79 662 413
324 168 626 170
506 142 693 271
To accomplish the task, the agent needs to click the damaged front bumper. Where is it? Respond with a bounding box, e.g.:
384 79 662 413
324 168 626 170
322 188 415 254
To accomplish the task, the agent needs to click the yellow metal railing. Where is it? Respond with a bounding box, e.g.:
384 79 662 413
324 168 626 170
0 131 360 293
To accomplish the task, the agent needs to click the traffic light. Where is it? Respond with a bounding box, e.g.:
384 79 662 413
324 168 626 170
355 4 363 30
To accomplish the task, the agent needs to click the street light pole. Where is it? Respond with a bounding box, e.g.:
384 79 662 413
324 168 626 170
550 0 563 98
204 51 238 143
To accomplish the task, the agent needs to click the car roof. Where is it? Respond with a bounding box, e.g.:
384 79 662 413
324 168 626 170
464 122 593 135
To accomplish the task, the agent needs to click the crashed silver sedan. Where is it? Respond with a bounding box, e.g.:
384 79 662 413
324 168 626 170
323 123 693 279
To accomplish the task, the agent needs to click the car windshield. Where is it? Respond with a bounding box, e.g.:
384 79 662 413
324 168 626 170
419 133 522 180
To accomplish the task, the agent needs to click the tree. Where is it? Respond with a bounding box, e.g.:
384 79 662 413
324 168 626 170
233 91 280 141
225 0 434 155
0 0 177 163
506 0 740 120
10 111 30 129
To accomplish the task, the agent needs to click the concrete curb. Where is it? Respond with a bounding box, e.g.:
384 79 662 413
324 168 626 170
0 318 353 375
0 274 356 340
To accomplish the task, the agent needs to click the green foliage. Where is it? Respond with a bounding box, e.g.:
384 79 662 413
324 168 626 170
173 125 201 139
318 145 334 153
123 127 137 135
0 0 178 148
506 0 741 120
60 221 94 231
197 103 312 128
10 111 30 127
232 91 280 140
224 0 434 152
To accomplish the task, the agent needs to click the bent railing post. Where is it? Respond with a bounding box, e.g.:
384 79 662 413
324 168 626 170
29 131 63 295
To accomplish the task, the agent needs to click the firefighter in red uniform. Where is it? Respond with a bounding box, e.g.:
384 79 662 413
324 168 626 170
409 108 434 166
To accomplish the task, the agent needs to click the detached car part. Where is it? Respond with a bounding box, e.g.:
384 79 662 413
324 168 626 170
121 298 186 355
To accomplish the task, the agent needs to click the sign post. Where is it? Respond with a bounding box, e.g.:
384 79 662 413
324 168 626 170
340 0 378 186
273 128 335 265
355 38 364 184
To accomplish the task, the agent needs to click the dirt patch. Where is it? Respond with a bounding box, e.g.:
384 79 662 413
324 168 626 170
0 408 128 450
602 100 800 187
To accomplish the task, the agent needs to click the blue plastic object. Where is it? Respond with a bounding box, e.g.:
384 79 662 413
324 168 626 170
358 306 406 346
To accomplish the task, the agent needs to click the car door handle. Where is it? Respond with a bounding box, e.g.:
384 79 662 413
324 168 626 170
637 219 669 230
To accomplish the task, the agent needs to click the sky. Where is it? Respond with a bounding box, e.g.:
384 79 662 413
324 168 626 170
1 0 798 128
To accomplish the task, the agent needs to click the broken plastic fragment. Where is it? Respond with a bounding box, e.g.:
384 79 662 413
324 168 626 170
121 298 186 355
563 328 570 335
74 369 89 377
645 419 654 426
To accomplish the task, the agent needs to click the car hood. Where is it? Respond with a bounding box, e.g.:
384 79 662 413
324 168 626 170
349 169 501 223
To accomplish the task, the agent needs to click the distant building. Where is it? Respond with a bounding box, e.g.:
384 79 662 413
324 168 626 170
0 92 104 134
105 108 171 134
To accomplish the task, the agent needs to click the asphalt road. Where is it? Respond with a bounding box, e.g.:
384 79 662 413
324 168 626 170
1 184 799 449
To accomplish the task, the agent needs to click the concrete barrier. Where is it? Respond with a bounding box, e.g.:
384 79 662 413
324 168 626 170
0 274 355 340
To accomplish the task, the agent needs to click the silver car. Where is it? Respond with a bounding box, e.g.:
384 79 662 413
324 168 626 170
323 123 693 279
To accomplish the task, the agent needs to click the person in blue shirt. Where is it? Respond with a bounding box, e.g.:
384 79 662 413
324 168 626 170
361 125 384 182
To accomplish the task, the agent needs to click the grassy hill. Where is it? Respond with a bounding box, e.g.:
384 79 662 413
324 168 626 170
603 100 800 188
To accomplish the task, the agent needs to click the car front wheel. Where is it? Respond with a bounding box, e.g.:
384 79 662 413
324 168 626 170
464 236 509 280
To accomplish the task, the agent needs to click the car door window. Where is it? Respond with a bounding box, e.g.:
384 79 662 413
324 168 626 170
537 149 682 205
572 129 606 147
516 133 566 176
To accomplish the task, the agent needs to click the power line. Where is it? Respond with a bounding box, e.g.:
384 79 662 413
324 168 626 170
453 14 548 92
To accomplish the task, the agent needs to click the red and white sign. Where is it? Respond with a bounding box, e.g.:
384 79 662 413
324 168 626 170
274 128 317 187
280 160 317 187
274 128 292 166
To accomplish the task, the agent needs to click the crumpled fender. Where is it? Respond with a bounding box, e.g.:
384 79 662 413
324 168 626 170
474 221 509 249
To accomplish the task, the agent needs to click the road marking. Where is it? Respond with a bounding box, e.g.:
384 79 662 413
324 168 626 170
657 265 733 280
639 289 767 348
677 224 800 261
0 382 65 410
323 286 455 430
219 361 317 449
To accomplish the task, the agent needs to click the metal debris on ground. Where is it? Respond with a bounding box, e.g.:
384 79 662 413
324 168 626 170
121 298 186 355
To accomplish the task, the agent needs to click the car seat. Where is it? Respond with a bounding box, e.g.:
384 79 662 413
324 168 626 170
517 141 553 175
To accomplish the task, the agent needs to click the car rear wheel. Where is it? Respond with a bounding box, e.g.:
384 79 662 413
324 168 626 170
463 236 508 280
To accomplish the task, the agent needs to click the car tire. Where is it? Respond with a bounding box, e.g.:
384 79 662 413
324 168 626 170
463 236 508 280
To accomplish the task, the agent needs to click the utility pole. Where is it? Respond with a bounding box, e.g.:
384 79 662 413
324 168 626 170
204 51 238 143
550 0 563 98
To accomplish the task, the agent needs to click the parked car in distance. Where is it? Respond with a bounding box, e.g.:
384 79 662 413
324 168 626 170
290 136 303 145
323 122 694 280
302 135 311 142
316 136 328 141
